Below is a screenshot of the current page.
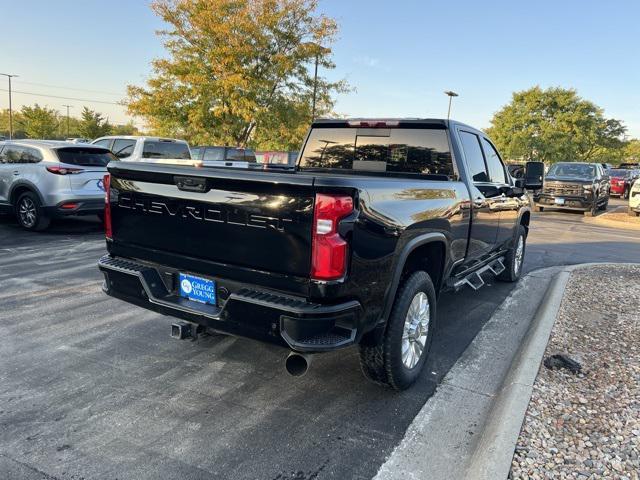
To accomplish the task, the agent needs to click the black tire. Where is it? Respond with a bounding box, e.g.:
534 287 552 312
359 271 436 390
497 224 527 282
15 192 50 231
599 198 608 211
584 200 597 217
623 188 629 200
534 205 544 212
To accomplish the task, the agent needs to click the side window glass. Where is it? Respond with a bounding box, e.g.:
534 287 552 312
459 131 488 182
481 138 507 184
112 139 136 159
4 146 24 164
203 147 225 161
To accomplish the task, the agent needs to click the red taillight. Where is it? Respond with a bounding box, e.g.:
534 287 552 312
46 166 84 175
311 194 354 281
103 174 112 240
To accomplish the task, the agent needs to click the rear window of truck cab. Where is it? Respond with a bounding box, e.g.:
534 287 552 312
299 126 454 178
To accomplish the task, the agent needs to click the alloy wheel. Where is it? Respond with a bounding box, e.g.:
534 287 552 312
401 292 430 369
18 197 37 228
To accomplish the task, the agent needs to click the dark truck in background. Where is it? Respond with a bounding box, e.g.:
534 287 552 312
98 119 541 390
535 162 610 216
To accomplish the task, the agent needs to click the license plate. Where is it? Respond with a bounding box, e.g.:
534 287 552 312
179 273 216 305
554 198 565 205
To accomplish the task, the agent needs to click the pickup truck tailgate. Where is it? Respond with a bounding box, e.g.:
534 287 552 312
108 163 315 277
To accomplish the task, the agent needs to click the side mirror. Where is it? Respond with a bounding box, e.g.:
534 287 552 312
514 178 525 189
524 161 544 190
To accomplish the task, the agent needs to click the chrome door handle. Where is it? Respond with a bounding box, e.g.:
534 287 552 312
12 171 20 175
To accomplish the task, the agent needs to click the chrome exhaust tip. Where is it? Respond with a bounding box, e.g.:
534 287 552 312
285 352 313 377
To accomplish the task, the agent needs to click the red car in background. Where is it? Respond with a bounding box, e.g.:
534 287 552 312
609 168 640 199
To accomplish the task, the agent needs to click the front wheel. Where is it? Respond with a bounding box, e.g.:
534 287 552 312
15 192 50 231
584 200 598 217
623 188 630 200
497 225 526 282
359 271 436 390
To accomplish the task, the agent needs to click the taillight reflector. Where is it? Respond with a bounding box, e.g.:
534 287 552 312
103 174 112 240
60 202 79 210
311 194 354 281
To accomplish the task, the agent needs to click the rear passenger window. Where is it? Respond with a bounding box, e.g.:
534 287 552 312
459 131 489 182
112 139 136 159
300 127 454 177
1 146 42 164
481 138 507 184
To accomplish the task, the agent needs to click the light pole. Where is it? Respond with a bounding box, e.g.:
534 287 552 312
1 73 19 139
62 104 73 138
444 90 459 120
311 51 319 121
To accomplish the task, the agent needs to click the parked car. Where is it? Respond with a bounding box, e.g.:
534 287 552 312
66 138 91 144
629 176 640 216
535 162 610 216
191 146 256 168
92 136 191 163
98 118 541 390
0 140 115 231
608 168 640 199
600 162 613 172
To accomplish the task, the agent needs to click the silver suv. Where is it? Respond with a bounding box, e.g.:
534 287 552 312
0 140 116 231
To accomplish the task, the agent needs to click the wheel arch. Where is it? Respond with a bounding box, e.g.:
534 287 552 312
9 181 45 206
381 233 449 324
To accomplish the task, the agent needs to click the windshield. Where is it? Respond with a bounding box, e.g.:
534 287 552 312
142 141 191 160
609 169 629 177
56 147 117 167
547 163 596 178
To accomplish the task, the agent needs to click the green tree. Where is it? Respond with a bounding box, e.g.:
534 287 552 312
77 106 112 139
18 104 60 139
126 0 347 149
623 139 640 163
111 122 141 136
486 86 626 164
0 109 27 138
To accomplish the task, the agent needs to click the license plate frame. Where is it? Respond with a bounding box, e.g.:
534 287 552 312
179 273 217 305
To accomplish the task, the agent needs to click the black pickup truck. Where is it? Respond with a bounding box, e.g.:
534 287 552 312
98 119 541 390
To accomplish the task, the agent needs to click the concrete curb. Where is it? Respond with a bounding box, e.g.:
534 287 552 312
465 262 640 479
464 269 570 479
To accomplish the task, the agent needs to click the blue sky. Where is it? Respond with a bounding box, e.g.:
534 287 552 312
1 0 639 136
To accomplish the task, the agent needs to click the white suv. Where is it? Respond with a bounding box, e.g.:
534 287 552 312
91 136 192 163
629 178 640 216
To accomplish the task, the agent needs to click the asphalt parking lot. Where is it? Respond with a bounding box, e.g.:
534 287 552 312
1 198 639 480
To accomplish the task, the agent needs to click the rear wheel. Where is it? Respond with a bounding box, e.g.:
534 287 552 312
15 192 50 231
497 225 526 282
359 271 436 390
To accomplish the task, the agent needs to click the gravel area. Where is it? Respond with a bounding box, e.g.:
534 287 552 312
510 264 640 480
